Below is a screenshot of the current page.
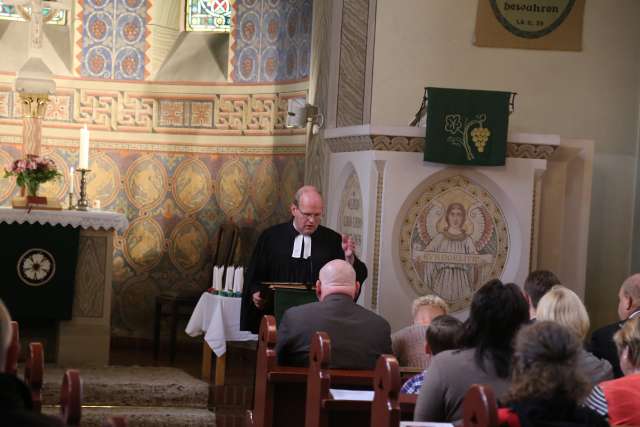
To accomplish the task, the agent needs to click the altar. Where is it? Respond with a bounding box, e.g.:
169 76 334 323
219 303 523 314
0 208 128 366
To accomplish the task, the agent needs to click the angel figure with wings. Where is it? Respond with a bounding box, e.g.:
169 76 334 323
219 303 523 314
413 201 495 305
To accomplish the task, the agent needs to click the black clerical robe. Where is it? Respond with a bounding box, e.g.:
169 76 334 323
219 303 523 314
240 222 367 333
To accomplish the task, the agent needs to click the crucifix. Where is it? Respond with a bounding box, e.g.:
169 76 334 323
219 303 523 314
4 0 71 156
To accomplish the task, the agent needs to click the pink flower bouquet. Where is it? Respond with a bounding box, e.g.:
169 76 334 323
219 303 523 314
4 156 62 197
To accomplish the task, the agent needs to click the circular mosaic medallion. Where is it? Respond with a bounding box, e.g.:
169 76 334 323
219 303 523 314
337 167 363 257
252 159 278 218
217 159 249 217
239 11 259 43
87 11 112 43
83 152 120 208
118 13 144 44
172 158 211 214
169 219 208 272
281 158 300 206
399 175 509 311
115 47 143 79
38 151 68 201
261 47 278 81
17 249 56 287
85 46 113 78
0 150 15 202
263 10 281 43
237 47 258 81
125 155 167 210
123 217 165 272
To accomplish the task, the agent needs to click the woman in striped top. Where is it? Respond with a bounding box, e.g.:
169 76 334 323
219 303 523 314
585 317 640 425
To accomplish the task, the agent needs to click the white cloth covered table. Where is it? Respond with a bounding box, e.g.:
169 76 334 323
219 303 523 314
0 207 128 232
185 292 257 356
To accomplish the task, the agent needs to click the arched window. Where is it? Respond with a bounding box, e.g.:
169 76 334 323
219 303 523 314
185 0 231 32
0 1 66 25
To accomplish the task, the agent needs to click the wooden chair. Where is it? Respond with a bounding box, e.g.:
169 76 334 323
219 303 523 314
463 384 498 427
60 369 82 427
153 223 240 364
5 320 19 375
24 342 44 413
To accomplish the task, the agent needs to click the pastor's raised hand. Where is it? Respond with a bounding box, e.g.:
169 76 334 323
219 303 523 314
341 234 356 264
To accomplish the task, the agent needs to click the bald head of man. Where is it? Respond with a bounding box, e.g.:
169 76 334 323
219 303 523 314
316 259 360 301
618 273 640 320
0 299 12 372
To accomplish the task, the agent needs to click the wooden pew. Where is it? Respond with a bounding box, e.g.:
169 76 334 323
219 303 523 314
462 384 498 427
103 416 128 427
24 342 44 413
5 320 19 375
304 332 415 427
60 369 82 427
251 316 377 427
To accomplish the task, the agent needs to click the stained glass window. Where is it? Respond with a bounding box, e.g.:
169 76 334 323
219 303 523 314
0 2 66 25
186 0 232 32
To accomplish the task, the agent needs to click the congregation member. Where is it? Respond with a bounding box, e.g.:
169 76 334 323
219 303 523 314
275 259 390 369
590 273 640 378
585 317 640 425
414 279 529 422
0 299 65 427
536 286 613 385
391 295 449 369
240 185 367 333
400 314 462 394
523 269 561 320
499 321 608 427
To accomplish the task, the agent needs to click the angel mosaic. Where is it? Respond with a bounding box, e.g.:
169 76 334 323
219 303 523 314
411 198 497 305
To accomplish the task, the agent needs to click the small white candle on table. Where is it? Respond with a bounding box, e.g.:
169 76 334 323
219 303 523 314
69 166 75 194
79 125 90 170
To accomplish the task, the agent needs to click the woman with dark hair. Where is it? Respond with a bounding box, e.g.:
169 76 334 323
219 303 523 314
414 279 529 422
499 321 608 427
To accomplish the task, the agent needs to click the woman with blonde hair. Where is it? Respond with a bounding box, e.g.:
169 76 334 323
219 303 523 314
536 285 613 385
585 317 640 425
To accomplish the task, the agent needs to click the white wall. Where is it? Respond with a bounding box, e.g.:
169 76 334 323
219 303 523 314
369 0 640 328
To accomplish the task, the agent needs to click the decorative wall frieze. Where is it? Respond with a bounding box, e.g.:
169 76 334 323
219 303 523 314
0 82 307 137
325 134 559 159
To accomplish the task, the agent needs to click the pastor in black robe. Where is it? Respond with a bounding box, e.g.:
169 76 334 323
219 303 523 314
240 221 367 333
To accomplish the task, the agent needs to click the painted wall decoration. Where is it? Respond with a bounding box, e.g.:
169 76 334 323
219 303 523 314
77 0 151 80
337 167 363 256
400 175 509 311
0 140 304 337
231 0 312 82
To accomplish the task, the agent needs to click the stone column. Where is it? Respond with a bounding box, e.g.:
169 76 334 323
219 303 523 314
19 93 49 156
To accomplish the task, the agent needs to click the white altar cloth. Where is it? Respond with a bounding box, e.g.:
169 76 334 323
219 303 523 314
0 207 128 232
185 292 257 357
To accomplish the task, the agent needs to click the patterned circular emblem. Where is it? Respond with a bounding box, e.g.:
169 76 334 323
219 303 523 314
123 217 165 272
261 47 278 81
0 149 15 202
85 46 112 78
118 13 144 44
399 175 509 312
263 10 280 42
172 158 212 214
489 0 576 39
217 159 249 217
251 159 278 218
115 47 143 79
169 219 208 272
87 12 112 42
17 249 56 287
237 47 258 81
125 155 167 210
239 11 259 43
84 152 121 208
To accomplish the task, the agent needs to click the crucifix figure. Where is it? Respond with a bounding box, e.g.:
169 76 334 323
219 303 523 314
2 0 71 55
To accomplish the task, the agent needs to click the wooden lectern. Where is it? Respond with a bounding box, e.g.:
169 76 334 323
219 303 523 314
262 282 318 324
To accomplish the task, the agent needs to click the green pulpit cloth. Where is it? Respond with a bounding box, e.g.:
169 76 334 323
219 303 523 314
424 87 512 166
0 223 79 320
264 283 318 325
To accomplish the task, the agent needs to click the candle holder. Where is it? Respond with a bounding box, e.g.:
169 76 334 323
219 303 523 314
77 168 91 211
67 192 76 210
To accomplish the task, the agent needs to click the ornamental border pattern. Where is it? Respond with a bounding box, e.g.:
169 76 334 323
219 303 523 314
325 135 559 159
0 84 307 137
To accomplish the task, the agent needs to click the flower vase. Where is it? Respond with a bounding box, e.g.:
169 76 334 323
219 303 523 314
23 182 47 205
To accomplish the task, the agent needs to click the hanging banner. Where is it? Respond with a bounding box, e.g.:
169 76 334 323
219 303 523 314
474 0 585 51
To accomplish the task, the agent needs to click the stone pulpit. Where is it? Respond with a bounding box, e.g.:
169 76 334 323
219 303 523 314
0 208 128 366
323 126 593 329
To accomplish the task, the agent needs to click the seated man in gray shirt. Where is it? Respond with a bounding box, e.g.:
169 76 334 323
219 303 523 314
275 259 392 370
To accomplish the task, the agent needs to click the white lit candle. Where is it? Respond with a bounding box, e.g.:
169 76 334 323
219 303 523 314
79 125 90 170
69 166 75 194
